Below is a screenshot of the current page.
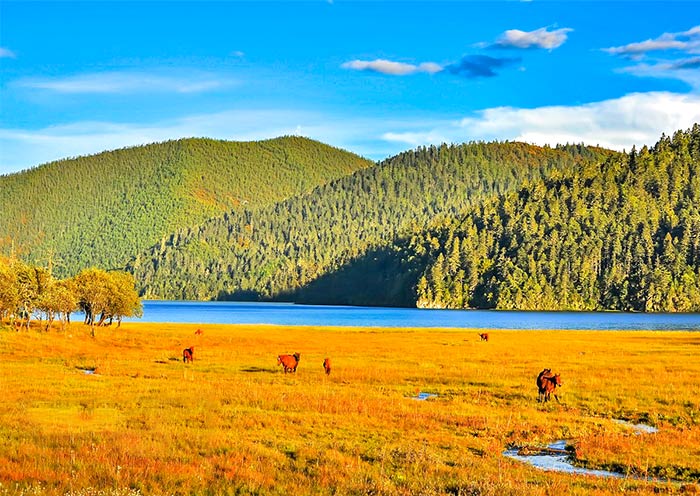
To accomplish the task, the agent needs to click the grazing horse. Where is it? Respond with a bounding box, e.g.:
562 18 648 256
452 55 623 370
323 357 331 375
194 328 203 336
479 333 489 342
183 347 195 363
537 369 562 403
277 353 300 373
536 368 552 402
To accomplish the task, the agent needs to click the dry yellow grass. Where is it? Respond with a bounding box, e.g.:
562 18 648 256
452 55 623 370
0 322 699 495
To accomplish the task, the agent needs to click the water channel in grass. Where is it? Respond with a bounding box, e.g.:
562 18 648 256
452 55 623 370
504 420 665 480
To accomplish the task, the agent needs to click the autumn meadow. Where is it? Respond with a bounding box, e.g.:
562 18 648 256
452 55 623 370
1 322 699 495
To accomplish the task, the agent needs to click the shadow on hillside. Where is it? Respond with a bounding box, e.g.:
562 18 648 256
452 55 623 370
275 243 429 307
216 289 263 301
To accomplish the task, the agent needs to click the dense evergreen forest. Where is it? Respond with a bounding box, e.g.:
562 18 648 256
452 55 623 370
415 127 700 312
5 127 698 311
129 141 613 302
0 137 372 277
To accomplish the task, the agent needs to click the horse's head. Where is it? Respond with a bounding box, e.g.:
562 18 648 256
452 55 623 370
293 353 300 362
553 374 562 386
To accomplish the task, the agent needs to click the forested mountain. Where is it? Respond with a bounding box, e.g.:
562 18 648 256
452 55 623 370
130 141 613 302
0 137 371 277
415 126 700 311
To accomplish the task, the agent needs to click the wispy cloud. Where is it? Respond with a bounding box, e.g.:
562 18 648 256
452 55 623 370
15 70 234 94
3 92 699 174
604 25 700 58
0 47 16 58
341 59 443 75
341 56 516 79
446 55 520 78
492 27 573 50
604 25 700 87
620 58 700 90
0 109 389 172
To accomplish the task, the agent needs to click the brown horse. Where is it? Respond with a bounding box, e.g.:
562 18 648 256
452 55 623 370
277 353 300 373
323 358 331 375
537 369 562 402
183 347 195 363
479 333 489 342
194 328 203 336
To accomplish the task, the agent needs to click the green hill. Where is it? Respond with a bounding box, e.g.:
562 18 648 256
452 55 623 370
415 126 700 311
129 141 613 301
0 136 372 277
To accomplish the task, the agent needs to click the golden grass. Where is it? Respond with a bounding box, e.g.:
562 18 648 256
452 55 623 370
0 322 699 495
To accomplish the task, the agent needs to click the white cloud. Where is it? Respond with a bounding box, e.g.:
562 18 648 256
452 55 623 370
495 27 573 49
382 92 700 152
15 70 233 94
341 59 443 75
0 47 16 58
2 92 699 174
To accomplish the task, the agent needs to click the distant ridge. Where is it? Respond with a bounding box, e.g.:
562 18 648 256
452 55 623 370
130 140 614 302
0 136 373 276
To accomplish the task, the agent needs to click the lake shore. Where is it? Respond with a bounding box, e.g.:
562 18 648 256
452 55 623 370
1 322 699 495
115 300 700 330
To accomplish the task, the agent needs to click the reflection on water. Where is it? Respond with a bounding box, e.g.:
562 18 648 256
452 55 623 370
117 300 700 330
413 392 438 401
613 419 659 434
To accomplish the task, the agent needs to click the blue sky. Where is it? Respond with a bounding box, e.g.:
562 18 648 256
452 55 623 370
1 1 700 174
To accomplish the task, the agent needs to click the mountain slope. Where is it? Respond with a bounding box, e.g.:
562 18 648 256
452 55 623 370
129 141 614 301
415 126 700 311
0 136 372 276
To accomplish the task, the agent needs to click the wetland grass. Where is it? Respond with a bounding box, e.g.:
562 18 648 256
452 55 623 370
0 322 698 495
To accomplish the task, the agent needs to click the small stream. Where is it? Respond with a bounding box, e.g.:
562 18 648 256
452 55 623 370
504 420 658 479
504 440 625 478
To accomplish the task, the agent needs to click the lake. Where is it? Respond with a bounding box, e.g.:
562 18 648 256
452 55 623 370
121 301 700 330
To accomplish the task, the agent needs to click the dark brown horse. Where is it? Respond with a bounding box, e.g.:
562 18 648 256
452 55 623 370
323 357 331 375
537 369 562 402
479 333 489 342
194 328 203 336
183 347 195 363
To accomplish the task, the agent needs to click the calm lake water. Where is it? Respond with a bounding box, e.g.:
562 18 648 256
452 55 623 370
121 300 700 330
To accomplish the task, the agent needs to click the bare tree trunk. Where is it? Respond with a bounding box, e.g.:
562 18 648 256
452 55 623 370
97 312 108 327
89 311 95 337
46 312 54 332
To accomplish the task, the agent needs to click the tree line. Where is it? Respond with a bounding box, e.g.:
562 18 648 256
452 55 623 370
0 258 142 336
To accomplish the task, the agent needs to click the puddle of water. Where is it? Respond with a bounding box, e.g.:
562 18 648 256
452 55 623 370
413 392 438 401
78 368 97 375
503 441 625 478
613 419 658 434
